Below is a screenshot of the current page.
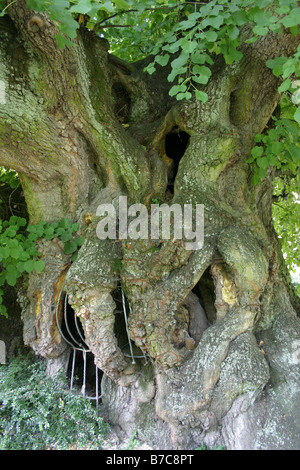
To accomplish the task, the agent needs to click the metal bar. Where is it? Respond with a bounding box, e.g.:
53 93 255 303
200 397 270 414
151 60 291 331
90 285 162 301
70 348 76 391
129 302 148 365
121 289 135 364
95 365 99 409
73 306 87 348
64 293 83 349
55 287 77 349
56 287 102 405
82 350 86 398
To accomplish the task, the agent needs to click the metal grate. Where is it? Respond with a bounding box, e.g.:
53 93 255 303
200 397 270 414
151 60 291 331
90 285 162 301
55 287 101 408
121 289 148 365
55 286 148 406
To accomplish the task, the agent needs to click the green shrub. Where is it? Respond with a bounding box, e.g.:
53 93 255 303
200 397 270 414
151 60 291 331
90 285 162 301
0 353 109 450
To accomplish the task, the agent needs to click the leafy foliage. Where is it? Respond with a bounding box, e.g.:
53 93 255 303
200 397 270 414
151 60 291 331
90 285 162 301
1 1 299 105
0 167 19 190
0 353 109 450
0 215 84 317
0 168 24 221
247 114 300 184
273 175 300 274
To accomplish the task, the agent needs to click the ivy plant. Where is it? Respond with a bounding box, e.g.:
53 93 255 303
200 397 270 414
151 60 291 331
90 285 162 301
0 353 109 450
0 215 84 317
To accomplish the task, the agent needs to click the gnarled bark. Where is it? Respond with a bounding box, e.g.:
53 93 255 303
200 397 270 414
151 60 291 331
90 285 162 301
1 1 300 449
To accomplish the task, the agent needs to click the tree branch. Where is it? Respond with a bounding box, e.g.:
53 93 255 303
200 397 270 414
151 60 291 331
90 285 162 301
229 28 300 154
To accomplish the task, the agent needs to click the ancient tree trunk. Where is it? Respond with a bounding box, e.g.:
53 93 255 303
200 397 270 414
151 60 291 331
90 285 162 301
1 1 300 449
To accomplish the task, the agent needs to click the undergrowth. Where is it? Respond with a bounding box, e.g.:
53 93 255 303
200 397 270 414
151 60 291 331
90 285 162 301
0 352 109 450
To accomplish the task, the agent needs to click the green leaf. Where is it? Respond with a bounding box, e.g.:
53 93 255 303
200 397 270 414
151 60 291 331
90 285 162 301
16 262 26 273
252 25 269 36
113 0 130 10
55 227 65 236
266 57 287 77
282 58 296 79
271 141 284 154
257 167 267 179
64 240 78 254
34 260 45 273
205 30 218 43
176 14 199 31
176 91 192 101
146 65 156 75
278 78 291 93
69 0 93 14
44 226 55 240
194 90 208 103
227 25 239 41
170 52 189 70
155 54 170 67
0 304 7 317
26 0 44 10
181 39 198 54
169 84 187 97
75 236 85 247
5 270 17 287
280 8 300 28
101 1 114 13
294 106 300 124
231 10 248 26
192 65 212 84
23 260 35 273
202 16 224 29
60 218 72 229
168 66 187 83
0 246 10 260
55 33 75 50
191 52 208 65
288 144 300 163
10 246 23 260
221 42 243 65
257 157 270 169
253 10 275 27
61 231 73 242
275 5 290 15
5 227 17 238
251 146 264 158
18 218 27 227
9 216 18 226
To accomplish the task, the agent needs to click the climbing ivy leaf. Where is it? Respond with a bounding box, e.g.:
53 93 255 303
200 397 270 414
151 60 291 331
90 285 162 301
294 107 300 125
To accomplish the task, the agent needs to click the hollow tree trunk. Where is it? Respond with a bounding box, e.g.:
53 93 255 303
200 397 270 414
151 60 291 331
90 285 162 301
1 1 300 449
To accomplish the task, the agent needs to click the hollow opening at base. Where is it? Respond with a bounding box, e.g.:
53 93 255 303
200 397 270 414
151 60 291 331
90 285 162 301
60 300 88 350
66 349 103 405
56 293 102 406
112 285 148 363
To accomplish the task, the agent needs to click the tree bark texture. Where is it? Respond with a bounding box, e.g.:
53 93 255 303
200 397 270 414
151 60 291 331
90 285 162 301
1 1 300 449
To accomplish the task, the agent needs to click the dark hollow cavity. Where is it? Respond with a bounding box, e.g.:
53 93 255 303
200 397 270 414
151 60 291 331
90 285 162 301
164 128 190 193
